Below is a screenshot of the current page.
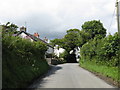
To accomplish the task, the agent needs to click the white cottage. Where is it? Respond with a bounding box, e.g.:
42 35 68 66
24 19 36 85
54 45 65 57
14 30 54 55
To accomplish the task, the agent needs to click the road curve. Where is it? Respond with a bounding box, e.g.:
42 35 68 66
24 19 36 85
30 63 114 88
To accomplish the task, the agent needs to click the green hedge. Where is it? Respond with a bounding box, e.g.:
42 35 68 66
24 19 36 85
79 33 120 85
2 36 49 88
80 33 120 67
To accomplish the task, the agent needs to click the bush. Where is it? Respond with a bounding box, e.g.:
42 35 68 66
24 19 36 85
80 33 120 67
51 52 66 65
51 58 65 65
2 36 49 88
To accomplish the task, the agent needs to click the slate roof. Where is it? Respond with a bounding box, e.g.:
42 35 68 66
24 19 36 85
15 31 53 48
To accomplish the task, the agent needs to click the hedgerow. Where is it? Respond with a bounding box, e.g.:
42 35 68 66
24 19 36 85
2 35 49 88
80 33 120 67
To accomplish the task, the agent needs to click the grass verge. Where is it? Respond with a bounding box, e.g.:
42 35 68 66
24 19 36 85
79 60 119 87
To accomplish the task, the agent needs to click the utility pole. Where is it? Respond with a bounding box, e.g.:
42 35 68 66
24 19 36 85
116 0 120 36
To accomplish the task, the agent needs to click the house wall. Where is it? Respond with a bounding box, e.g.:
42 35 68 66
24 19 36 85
69 47 80 62
75 47 80 62
54 45 65 57
18 32 34 42
46 47 54 54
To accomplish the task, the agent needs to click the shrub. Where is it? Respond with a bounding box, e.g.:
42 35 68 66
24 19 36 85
2 36 49 88
80 33 120 67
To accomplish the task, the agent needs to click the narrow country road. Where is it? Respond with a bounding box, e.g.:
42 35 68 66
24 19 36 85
29 63 114 88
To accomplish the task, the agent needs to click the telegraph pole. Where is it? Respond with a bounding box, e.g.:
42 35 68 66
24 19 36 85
116 0 120 36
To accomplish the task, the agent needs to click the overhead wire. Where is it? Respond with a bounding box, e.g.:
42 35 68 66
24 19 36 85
108 7 116 34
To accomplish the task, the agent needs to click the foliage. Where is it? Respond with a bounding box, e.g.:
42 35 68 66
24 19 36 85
59 51 66 58
2 35 49 88
67 28 80 33
80 60 119 83
79 20 119 85
51 20 107 52
51 20 119 65
51 58 66 65
50 29 81 62
81 20 106 39
80 33 120 67
2 22 18 36
78 30 91 47
51 29 81 52
50 38 64 47
63 29 80 52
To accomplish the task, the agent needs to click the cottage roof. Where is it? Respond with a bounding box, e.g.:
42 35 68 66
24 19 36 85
15 31 53 48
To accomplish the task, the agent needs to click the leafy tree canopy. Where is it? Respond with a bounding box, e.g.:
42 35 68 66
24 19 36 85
67 29 80 34
2 22 18 36
63 29 80 52
51 29 81 52
81 20 106 39
50 38 64 47
51 20 107 52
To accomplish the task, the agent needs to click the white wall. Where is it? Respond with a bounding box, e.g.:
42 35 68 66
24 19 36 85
54 45 65 57
69 47 80 62
46 47 54 54
18 32 34 42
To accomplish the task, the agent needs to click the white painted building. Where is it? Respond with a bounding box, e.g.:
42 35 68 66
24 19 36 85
17 32 34 42
75 47 80 62
15 31 54 55
70 47 80 62
54 45 65 57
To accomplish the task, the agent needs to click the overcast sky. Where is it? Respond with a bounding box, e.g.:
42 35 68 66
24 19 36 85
0 0 119 40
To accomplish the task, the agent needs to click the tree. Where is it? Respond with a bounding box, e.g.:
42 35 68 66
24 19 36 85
50 20 107 63
51 29 81 52
81 20 106 39
79 30 91 47
50 38 64 47
63 29 80 52
2 22 18 36
50 29 81 62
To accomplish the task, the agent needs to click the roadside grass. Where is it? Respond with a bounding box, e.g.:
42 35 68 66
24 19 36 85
79 61 119 84
3 57 49 88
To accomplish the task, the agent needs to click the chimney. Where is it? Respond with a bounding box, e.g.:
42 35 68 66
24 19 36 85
34 32 39 38
44 37 48 42
20 26 26 32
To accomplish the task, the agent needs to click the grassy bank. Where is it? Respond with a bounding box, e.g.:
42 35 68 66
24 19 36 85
79 60 119 86
2 36 49 88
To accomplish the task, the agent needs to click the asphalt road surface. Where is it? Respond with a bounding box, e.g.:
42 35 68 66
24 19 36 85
30 63 115 88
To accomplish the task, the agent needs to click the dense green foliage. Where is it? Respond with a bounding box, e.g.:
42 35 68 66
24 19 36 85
82 20 106 39
50 38 64 47
51 58 66 65
2 23 49 88
63 29 81 52
50 20 119 84
51 29 81 52
2 22 18 36
51 29 81 62
51 20 106 51
2 36 49 88
80 33 120 67
51 20 107 63
79 20 119 86
79 32 120 86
